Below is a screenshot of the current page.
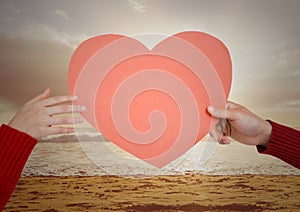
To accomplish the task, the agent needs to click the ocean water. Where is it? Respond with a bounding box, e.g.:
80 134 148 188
22 127 300 176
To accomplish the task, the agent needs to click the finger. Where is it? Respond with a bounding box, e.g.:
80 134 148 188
219 136 231 145
40 95 77 107
224 119 232 136
207 106 227 119
27 88 51 104
209 127 223 142
46 105 86 115
225 101 242 109
47 126 76 135
209 131 219 142
207 106 236 120
49 116 84 125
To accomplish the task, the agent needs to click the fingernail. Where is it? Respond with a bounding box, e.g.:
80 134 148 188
81 106 86 111
208 106 215 112
72 96 78 101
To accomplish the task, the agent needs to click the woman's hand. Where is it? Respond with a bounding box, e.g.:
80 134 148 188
8 88 85 139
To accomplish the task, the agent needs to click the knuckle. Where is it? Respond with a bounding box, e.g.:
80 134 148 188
51 127 62 134
51 96 67 104
73 105 81 112
49 96 58 103
74 117 82 123
58 117 67 123
60 117 72 124
59 96 72 103
58 128 66 134
61 105 70 113
37 108 47 116
54 96 64 102
56 105 71 114
68 105 75 112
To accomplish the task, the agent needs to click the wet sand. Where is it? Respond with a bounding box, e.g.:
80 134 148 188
5 175 300 211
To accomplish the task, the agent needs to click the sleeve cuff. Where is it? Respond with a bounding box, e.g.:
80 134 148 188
0 124 37 183
256 120 300 169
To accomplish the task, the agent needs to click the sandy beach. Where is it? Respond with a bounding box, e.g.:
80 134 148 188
1 119 299 211
4 175 300 211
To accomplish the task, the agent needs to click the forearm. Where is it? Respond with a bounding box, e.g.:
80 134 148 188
0 124 37 211
257 120 300 169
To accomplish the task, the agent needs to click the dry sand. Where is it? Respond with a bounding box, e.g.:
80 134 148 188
4 175 300 211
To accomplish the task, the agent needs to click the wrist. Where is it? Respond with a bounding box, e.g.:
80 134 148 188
259 120 272 147
8 120 31 138
7 121 22 134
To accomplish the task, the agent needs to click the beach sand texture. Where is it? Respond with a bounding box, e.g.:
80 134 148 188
4 175 300 211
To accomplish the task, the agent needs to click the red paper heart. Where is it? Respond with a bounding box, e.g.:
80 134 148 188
68 31 232 168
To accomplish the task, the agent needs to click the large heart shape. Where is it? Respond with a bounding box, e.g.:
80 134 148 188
68 31 232 168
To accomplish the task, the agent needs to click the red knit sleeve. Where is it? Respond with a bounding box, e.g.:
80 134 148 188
257 120 300 169
0 124 37 211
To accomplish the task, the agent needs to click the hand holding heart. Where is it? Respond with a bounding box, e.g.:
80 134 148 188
68 31 232 167
207 102 272 147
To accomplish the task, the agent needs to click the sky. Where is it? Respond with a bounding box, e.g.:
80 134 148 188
0 0 299 127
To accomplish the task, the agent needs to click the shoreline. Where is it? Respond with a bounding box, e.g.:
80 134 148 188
23 139 300 176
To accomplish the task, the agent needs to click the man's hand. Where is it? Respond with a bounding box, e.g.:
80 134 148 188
207 101 272 147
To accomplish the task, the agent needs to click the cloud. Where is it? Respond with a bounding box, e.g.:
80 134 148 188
0 18 89 49
235 38 300 83
3 3 21 14
55 9 70 21
17 21 88 49
278 99 300 109
128 0 147 13
266 38 300 68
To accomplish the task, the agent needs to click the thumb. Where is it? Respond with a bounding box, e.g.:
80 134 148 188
41 88 51 98
28 88 51 103
207 106 235 120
